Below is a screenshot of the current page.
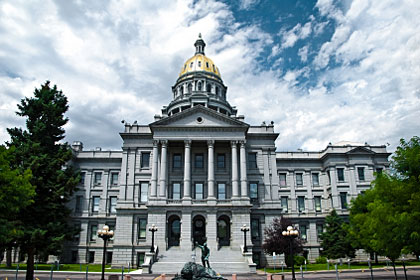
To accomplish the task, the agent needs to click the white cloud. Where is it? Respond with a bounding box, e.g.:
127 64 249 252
279 21 312 49
298 45 309 62
239 0 260 10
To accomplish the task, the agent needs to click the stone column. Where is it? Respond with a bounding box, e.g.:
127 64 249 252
159 140 168 198
207 140 215 199
231 141 239 198
183 140 192 200
150 140 159 197
239 141 248 198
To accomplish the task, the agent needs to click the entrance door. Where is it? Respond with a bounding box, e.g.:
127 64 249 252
217 215 230 246
168 216 181 247
193 215 206 245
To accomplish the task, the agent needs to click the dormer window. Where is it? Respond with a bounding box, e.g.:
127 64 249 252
213 65 216 71
198 61 201 67
190 62 193 68
197 82 202 91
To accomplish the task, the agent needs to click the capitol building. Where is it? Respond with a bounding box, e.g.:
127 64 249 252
65 35 390 273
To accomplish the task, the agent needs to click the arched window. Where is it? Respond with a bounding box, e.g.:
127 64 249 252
198 61 201 68
207 84 212 93
197 82 202 91
179 86 183 95
188 83 192 93
216 87 219 96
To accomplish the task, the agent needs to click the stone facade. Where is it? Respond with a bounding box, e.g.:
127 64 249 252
63 36 390 270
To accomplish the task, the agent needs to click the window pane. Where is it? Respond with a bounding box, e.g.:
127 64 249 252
316 224 323 241
80 172 85 184
217 183 226 200
111 173 118 185
298 196 305 212
340 192 347 209
195 154 204 168
75 195 83 212
279 173 287 187
312 173 319 186
357 167 365 181
281 197 288 212
296 173 303 186
217 154 225 169
92 196 100 212
173 183 181 199
90 225 97 241
140 183 148 203
138 219 147 239
109 197 117 213
250 183 258 199
173 154 182 168
248 153 257 169
141 153 150 168
300 225 307 241
337 168 344 182
315 196 321 212
251 219 260 239
195 183 203 199
94 172 102 185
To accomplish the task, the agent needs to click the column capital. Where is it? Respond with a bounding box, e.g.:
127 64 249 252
184 140 192 147
239 140 246 147
160 140 168 146
230 140 238 147
207 140 215 147
153 140 159 146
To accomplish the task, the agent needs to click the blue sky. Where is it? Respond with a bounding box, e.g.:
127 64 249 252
0 0 419 151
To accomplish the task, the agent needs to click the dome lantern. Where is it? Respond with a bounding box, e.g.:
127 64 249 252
194 33 206 55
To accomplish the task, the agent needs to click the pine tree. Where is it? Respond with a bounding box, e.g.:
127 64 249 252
320 209 355 260
7 81 79 280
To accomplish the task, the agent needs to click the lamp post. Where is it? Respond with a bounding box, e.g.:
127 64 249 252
149 224 158 252
240 224 250 253
282 225 299 280
98 225 114 280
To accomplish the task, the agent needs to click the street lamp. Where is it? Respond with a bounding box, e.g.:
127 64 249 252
149 224 158 252
98 225 114 280
282 225 299 280
240 224 250 253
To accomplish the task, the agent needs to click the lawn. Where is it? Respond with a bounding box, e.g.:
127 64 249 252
0 263 134 273
261 261 420 274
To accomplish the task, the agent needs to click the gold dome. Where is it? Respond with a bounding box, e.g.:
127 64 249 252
179 54 221 78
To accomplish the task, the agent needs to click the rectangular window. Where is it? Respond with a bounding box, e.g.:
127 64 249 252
251 219 260 240
337 168 345 182
75 195 83 213
217 183 226 200
300 225 307 241
249 183 258 199
173 154 182 169
80 172 85 184
316 224 323 241
88 251 95 263
94 172 102 185
314 196 322 212
111 173 119 186
140 182 148 203
73 223 81 242
281 196 288 213
90 224 97 241
137 252 145 268
195 154 204 169
138 218 147 239
71 251 78 263
106 252 113 264
92 196 100 212
298 196 305 212
340 192 348 209
172 183 181 199
357 167 365 181
248 153 257 169
141 152 150 168
296 173 303 186
279 173 287 187
312 173 319 186
217 154 225 169
109 196 117 214
195 183 204 199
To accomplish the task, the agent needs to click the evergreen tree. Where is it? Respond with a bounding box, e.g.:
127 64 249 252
320 209 355 260
262 217 303 267
0 145 34 267
7 81 79 280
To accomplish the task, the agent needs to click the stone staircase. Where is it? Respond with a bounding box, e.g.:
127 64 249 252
151 246 250 275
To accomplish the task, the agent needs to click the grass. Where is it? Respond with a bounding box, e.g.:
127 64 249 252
0 263 133 273
261 261 420 274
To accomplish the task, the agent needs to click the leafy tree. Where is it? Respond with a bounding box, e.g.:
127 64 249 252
0 145 34 267
7 81 79 280
320 209 355 260
262 217 303 267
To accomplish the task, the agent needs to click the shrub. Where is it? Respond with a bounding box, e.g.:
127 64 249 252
316 256 327 264
294 255 306 266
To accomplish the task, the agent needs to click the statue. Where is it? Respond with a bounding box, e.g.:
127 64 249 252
172 262 226 280
195 241 210 268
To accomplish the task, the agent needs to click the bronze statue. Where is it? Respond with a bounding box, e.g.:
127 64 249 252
195 241 210 268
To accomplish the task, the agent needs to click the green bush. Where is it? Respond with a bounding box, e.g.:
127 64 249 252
294 255 306 266
315 256 327 264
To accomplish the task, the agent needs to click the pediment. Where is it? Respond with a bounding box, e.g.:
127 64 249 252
150 105 249 129
345 146 375 155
